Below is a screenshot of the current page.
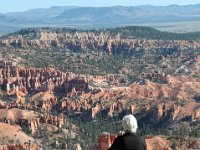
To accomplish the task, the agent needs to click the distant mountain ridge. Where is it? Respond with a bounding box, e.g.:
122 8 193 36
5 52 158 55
1 4 200 34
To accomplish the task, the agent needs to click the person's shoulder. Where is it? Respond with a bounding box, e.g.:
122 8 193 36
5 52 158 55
116 134 124 140
114 134 125 143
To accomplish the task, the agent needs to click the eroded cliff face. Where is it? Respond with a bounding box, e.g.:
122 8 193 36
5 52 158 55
1 31 200 55
0 61 88 96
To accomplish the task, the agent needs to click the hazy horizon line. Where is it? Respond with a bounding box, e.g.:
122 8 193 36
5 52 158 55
2 3 200 14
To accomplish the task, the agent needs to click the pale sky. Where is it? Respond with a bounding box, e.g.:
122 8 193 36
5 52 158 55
0 0 200 13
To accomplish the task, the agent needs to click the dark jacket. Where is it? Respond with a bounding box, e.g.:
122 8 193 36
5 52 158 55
108 133 147 150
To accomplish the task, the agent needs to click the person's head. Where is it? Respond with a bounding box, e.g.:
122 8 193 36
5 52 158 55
122 114 138 133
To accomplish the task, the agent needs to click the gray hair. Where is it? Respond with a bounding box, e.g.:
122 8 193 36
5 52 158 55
122 114 138 133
